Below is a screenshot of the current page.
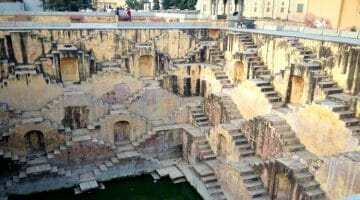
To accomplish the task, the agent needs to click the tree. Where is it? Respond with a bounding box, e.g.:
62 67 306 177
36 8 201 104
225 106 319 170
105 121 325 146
43 0 91 11
162 0 196 10
126 0 143 10
153 0 160 10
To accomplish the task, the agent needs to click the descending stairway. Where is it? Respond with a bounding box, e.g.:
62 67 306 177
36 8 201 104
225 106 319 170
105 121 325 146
221 124 255 158
262 113 306 152
277 157 326 200
190 105 213 131
192 163 227 200
212 67 234 88
5 156 71 189
250 79 284 108
214 93 242 120
285 38 360 142
285 38 317 62
238 164 271 200
315 99 360 143
194 136 216 161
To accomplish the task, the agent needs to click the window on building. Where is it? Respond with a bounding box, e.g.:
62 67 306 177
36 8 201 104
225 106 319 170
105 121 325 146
254 7 257 12
297 4 304 13
266 7 270 12
282 2 284 6
280 7 284 13
267 2 270 6
203 5 206 12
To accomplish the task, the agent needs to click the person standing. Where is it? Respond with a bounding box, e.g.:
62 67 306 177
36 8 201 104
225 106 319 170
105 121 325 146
126 8 132 22
115 7 120 21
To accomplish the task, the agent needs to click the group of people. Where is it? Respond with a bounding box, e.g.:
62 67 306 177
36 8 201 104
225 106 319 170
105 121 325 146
115 7 132 22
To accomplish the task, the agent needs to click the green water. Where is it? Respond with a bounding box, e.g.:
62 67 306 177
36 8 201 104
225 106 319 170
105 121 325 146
10 175 203 200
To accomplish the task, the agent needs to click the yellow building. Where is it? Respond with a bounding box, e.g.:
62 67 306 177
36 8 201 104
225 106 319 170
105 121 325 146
93 0 127 10
243 0 307 22
307 0 360 30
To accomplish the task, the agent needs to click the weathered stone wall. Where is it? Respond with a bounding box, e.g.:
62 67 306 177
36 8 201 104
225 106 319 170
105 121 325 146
285 104 360 156
224 82 272 120
315 152 360 200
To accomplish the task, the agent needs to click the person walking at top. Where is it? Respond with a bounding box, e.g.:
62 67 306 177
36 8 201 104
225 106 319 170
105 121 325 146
126 8 132 22
115 7 120 21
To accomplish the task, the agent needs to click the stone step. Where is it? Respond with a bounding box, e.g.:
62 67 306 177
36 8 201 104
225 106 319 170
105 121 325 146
242 174 259 182
236 143 251 150
342 118 360 127
299 180 320 191
239 149 255 157
259 85 274 92
209 188 224 197
317 81 337 88
287 143 305 152
249 188 267 198
322 87 343 95
245 181 263 190
294 172 313 182
202 154 216 160
273 124 291 132
335 110 355 119
304 189 326 199
205 181 221 190
202 175 217 183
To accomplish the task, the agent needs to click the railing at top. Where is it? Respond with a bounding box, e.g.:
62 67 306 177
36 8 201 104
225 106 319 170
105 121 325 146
254 24 360 39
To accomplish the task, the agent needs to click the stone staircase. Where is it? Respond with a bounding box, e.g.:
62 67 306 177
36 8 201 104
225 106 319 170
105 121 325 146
236 33 258 52
237 163 271 200
192 162 227 200
5 156 71 189
221 123 255 158
190 105 213 131
315 99 360 143
250 79 284 109
284 39 360 142
95 139 139 174
213 93 242 120
47 128 115 160
194 136 216 161
212 67 234 89
277 157 326 200
0 149 26 164
262 113 306 153
236 34 271 80
285 38 317 62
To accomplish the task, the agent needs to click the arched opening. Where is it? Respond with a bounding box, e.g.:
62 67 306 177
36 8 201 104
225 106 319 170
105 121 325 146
24 130 46 158
275 174 292 200
60 57 79 82
233 61 245 85
290 75 304 104
138 55 154 77
209 29 220 40
218 134 227 158
114 121 130 144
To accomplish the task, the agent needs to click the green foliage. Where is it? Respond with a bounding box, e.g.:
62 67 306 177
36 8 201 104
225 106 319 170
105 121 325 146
162 0 196 10
153 0 160 10
126 0 143 10
43 0 91 11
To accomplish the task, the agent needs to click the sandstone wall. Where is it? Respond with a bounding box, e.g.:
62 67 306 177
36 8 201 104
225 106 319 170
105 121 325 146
285 104 360 156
